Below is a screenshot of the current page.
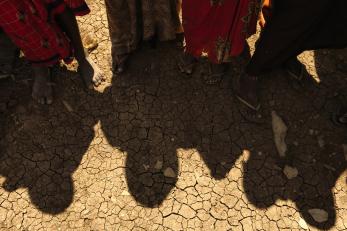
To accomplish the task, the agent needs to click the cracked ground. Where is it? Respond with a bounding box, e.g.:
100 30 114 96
0 1 346 230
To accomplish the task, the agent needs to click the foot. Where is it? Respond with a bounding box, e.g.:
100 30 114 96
177 52 196 75
235 72 260 111
113 54 129 75
32 66 53 105
78 57 104 89
203 63 227 85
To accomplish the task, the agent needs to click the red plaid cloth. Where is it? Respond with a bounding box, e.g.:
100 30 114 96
0 0 89 66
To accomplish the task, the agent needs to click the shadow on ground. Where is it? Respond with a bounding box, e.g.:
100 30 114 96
0 40 346 230
242 48 347 229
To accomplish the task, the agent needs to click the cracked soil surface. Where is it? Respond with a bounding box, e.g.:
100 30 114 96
0 1 346 230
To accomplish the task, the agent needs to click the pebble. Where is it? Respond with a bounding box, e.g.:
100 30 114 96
154 161 163 170
272 111 288 157
283 165 298 179
308 209 329 223
163 167 176 178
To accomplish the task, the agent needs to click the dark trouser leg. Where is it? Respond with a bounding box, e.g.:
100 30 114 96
246 0 347 76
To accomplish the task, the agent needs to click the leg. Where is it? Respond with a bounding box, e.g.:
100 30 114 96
56 8 104 88
105 0 138 74
31 66 53 105
246 0 332 76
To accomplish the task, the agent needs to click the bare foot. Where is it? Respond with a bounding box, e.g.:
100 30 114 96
78 57 104 89
32 66 53 105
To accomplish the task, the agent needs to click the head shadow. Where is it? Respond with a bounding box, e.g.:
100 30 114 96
0 64 98 214
99 41 250 207
242 48 347 229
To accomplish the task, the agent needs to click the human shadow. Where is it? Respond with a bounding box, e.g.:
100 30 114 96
0 40 250 212
0 65 96 214
99 42 252 207
242 48 347 229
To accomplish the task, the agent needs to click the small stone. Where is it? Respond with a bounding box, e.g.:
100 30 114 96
272 111 288 157
163 167 176 178
82 33 98 51
154 160 163 170
258 152 262 156
171 137 175 142
298 217 309 230
309 129 314 135
143 164 150 170
283 165 298 179
293 141 299 146
308 209 328 223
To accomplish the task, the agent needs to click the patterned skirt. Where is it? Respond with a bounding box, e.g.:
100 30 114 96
105 0 181 56
182 0 261 64
0 0 90 66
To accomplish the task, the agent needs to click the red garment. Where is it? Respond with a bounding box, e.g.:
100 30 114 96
182 0 261 64
0 0 89 66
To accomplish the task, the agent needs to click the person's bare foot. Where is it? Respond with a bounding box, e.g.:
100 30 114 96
32 66 53 105
78 57 104 89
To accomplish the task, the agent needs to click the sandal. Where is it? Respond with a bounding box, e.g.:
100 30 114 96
203 63 227 85
177 53 196 75
234 72 261 111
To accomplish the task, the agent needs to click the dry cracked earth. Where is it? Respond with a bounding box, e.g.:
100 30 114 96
0 1 347 230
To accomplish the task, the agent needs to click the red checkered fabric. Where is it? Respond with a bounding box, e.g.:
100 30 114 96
0 0 89 66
